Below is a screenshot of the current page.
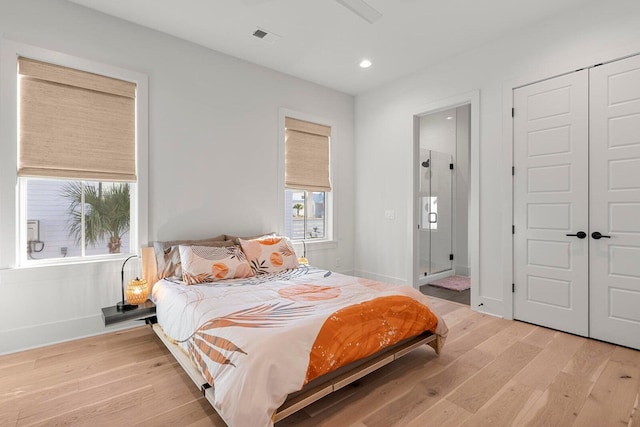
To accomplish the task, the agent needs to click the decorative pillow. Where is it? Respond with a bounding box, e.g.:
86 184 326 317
153 235 229 279
225 231 276 245
179 245 254 285
239 236 299 275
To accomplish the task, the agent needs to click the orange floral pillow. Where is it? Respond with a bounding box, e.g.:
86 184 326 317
239 236 299 275
178 245 254 285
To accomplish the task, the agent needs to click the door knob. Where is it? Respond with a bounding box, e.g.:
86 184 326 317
591 231 611 239
566 231 587 239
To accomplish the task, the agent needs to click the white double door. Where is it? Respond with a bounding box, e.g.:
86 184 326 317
514 54 640 350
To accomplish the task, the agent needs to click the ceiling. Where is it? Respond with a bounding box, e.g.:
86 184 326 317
68 0 596 95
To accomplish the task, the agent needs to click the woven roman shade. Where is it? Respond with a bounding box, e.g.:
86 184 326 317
18 57 137 182
285 117 331 192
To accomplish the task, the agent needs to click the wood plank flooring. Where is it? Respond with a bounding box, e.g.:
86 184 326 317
1 297 638 426
420 284 470 305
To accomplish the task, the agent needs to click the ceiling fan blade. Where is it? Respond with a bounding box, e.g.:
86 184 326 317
335 0 383 24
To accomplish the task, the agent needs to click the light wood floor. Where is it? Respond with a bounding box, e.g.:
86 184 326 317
420 284 470 305
1 297 639 426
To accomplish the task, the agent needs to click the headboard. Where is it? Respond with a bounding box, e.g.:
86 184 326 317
140 232 280 288
141 246 158 287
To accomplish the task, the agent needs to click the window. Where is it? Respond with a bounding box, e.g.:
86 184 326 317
15 55 141 264
283 116 331 241
285 190 326 240
24 179 132 260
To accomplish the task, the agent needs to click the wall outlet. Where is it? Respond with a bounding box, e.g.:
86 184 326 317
384 210 395 220
61 247 67 256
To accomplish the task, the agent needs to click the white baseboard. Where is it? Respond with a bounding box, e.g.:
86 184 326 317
455 265 470 276
352 269 408 286
0 314 144 355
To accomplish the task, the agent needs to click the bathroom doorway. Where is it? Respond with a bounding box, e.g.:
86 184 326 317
414 105 471 305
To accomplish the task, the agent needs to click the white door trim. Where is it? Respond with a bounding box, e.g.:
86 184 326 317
411 90 480 310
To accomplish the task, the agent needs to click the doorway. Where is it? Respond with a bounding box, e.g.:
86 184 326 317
415 105 471 305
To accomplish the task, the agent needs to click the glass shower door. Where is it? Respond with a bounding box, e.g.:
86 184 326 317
418 149 431 278
429 151 453 274
417 149 453 278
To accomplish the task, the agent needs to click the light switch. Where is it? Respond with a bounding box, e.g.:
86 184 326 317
384 210 395 220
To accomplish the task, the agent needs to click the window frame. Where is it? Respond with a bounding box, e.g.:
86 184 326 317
0 40 148 268
278 108 336 247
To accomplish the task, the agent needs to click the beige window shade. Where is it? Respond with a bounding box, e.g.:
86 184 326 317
285 117 331 192
18 57 137 182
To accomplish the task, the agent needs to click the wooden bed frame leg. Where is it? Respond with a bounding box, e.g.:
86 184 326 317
426 335 442 355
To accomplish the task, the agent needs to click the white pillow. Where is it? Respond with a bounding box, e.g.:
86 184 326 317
178 245 254 284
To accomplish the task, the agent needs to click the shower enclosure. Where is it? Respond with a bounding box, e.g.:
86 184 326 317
417 149 453 282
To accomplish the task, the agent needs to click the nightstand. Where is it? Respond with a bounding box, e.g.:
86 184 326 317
101 300 157 326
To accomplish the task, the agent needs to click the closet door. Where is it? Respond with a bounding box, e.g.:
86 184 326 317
589 55 640 349
513 71 590 336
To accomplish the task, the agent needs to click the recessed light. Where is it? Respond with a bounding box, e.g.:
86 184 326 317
446 116 453 120
360 59 372 68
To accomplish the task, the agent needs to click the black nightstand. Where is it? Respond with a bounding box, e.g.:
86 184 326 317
101 300 157 326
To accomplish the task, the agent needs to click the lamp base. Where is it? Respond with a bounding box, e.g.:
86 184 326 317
116 301 138 312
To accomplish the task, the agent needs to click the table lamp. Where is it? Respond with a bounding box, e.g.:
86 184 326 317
117 255 138 311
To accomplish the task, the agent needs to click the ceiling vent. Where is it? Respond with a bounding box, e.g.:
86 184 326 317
253 29 268 39
252 27 282 44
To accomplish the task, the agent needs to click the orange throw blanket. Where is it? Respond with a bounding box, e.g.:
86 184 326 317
306 295 439 382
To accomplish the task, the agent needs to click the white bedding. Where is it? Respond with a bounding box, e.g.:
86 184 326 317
152 266 447 426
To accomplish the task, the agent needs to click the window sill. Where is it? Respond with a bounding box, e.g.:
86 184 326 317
9 253 137 271
0 254 139 284
291 239 337 252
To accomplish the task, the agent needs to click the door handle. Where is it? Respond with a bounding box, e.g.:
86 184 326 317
591 231 611 239
566 231 587 239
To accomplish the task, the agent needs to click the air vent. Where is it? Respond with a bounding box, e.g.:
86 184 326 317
252 27 282 44
253 29 267 39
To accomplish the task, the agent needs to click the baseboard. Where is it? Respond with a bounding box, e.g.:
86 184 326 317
352 270 408 286
0 313 144 355
454 265 470 276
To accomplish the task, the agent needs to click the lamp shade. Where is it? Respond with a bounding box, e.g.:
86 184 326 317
125 277 149 305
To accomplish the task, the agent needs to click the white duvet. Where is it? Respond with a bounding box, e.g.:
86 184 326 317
152 266 446 426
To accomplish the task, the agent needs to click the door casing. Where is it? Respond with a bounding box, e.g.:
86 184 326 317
411 91 480 309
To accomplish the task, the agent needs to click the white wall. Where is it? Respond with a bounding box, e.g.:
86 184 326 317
420 108 456 157
0 0 354 354
354 0 640 317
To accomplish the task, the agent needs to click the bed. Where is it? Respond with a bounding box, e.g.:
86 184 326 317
142 234 448 426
